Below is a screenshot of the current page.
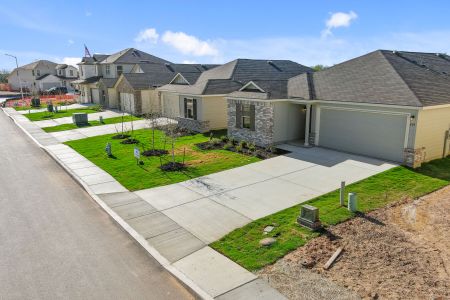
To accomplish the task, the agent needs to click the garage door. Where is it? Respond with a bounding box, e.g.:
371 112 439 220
318 108 407 162
91 88 100 104
120 93 135 114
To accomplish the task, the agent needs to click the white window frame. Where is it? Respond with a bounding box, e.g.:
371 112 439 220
241 104 251 129
186 98 194 119
106 65 110 76
116 65 123 77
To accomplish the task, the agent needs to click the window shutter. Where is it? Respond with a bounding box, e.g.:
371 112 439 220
184 98 188 118
250 104 256 131
236 103 242 128
193 99 197 120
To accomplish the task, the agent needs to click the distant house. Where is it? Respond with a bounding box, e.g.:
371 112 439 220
226 50 450 167
7 60 78 92
74 48 170 106
113 63 219 115
158 59 312 132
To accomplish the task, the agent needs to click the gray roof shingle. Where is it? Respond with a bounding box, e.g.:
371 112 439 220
160 59 312 96
101 48 171 65
288 50 450 107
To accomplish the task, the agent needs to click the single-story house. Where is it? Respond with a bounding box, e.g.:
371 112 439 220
158 59 312 132
114 63 219 115
227 50 450 167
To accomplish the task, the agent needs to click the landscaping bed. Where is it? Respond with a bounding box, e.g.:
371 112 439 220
25 108 100 121
259 185 450 299
196 136 289 159
42 115 142 132
210 157 450 271
65 129 260 191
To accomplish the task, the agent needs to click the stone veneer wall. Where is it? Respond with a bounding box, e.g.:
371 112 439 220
227 99 274 146
177 117 210 133
403 147 426 168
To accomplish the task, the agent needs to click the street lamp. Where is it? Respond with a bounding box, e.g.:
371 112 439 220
5 54 24 102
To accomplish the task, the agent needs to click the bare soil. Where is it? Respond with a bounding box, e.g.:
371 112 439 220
259 185 450 300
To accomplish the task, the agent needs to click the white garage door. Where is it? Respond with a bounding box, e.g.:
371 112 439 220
91 88 100 104
318 108 408 162
120 93 135 114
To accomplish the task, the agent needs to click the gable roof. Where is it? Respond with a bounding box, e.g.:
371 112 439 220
100 48 171 65
159 59 312 96
288 50 450 107
116 73 179 90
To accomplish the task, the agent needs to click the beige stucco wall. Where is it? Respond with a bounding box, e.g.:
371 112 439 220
273 102 306 143
107 88 118 108
200 96 228 129
141 89 160 114
161 91 180 118
414 106 450 161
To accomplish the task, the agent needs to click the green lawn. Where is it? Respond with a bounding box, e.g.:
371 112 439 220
43 115 142 132
210 158 450 271
14 105 48 111
65 129 260 191
24 108 99 121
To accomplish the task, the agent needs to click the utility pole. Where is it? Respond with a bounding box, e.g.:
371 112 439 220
5 54 24 102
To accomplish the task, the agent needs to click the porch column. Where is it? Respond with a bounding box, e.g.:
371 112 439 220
304 104 311 147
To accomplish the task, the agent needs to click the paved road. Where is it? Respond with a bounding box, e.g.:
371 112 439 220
0 112 193 299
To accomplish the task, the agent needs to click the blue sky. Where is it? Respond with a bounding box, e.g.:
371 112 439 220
1 0 450 70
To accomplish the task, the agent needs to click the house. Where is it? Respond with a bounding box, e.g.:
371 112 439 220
8 60 78 92
158 59 312 132
227 50 450 167
113 63 219 115
75 48 170 106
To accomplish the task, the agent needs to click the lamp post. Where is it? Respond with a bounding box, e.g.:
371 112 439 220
5 54 24 102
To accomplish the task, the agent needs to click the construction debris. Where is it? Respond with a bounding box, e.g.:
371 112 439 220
323 247 343 270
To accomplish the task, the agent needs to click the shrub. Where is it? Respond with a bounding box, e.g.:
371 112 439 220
248 142 256 152
229 137 237 145
239 140 247 148
235 145 243 152
91 104 103 112
210 138 222 146
223 142 233 150
265 145 275 153
220 135 229 143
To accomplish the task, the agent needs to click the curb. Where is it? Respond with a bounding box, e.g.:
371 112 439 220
2 108 212 300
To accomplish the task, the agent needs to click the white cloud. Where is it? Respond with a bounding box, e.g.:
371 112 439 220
85 11 92 17
322 11 358 37
182 60 198 64
135 28 159 44
162 31 219 57
60 57 81 67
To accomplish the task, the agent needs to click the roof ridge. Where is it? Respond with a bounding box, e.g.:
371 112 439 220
394 51 450 78
379 51 423 106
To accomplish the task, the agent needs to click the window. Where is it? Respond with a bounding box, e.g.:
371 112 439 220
36 69 40 76
58 70 62 75
236 103 255 131
32 70 35 76
184 98 197 120
106 65 110 76
69 69 73 76
80 66 84 77
116 65 123 77
242 104 251 129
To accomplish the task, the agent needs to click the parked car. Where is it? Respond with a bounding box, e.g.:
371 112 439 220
45 86 68 95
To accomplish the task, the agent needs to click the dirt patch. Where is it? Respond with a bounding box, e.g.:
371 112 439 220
259 185 450 299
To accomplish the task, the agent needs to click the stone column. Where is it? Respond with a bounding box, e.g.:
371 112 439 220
304 104 311 147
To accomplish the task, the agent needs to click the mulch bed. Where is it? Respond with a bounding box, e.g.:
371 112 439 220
112 134 130 139
142 149 169 157
120 138 139 144
159 161 186 171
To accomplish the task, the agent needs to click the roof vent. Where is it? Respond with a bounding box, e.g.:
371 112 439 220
165 63 174 72
267 60 282 71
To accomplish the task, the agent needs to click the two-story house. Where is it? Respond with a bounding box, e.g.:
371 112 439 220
75 48 171 106
8 60 57 92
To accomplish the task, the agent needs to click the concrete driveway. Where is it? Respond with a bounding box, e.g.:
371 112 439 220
136 145 396 244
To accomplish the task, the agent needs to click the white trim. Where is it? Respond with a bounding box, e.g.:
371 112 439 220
319 106 411 148
169 73 191 85
239 81 265 92
422 103 450 110
315 106 321 145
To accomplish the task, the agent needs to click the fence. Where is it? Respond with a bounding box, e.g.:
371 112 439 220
5 94 76 107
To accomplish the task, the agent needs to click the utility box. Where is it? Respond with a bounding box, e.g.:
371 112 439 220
72 113 88 126
298 204 322 230
348 193 358 212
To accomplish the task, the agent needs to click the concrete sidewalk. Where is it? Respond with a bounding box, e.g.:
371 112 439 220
3 106 283 299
